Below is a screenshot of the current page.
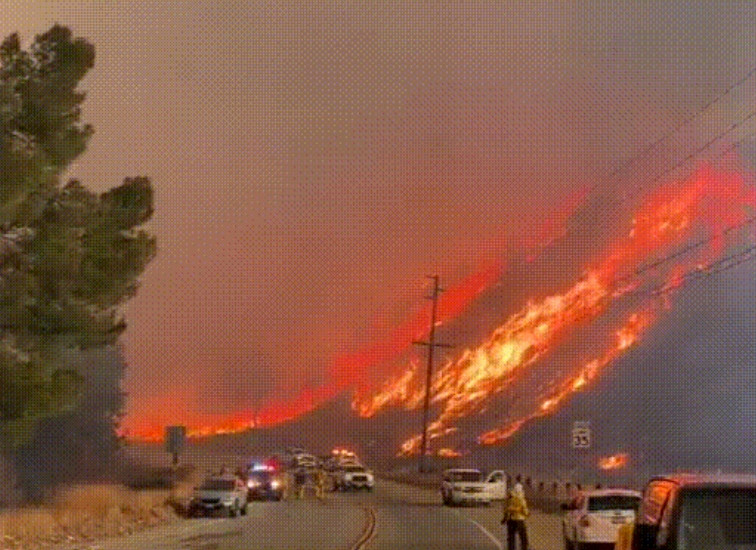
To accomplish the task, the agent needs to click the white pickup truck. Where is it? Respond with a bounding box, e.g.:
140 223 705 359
441 468 507 506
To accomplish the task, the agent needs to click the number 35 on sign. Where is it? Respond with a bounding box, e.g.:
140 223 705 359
572 421 591 449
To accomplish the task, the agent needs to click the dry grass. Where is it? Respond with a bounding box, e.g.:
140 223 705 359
0 483 178 549
0 508 59 546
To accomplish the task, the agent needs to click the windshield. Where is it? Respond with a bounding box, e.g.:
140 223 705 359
200 479 236 491
587 495 641 511
248 471 271 482
676 488 756 549
345 466 365 472
447 471 482 482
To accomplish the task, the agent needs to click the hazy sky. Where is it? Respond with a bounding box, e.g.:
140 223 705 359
5 2 755 435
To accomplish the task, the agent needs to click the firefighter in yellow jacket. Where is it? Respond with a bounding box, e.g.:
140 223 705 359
615 522 634 550
501 482 529 550
315 467 327 500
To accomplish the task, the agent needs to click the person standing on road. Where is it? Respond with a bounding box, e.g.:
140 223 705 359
501 482 529 550
295 467 307 499
280 470 291 501
315 467 326 500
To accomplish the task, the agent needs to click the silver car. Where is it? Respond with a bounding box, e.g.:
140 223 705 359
188 475 248 518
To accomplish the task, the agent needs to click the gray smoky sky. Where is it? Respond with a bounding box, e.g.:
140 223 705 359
4 2 755 434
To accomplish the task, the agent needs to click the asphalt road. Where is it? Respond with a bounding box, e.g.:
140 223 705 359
54 479 563 550
366 479 562 550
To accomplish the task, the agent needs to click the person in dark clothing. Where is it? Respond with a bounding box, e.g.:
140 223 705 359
295 467 307 499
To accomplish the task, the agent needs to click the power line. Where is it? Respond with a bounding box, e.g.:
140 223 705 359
605 65 756 183
616 213 756 285
564 66 756 235
606 130 756 286
413 275 453 472
603 109 756 217
624 244 756 298
655 244 756 293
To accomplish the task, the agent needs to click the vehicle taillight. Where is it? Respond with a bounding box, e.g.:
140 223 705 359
579 516 591 528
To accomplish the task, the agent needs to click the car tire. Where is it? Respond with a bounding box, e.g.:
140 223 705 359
240 502 248 516
563 537 573 550
228 502 238 518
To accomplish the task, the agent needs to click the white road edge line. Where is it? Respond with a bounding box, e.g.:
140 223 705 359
469 518 504 550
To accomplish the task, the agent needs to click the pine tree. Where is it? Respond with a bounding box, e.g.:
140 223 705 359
0 25 155 447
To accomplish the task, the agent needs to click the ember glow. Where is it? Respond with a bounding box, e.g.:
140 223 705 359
437 448 466 458
598 453 630 470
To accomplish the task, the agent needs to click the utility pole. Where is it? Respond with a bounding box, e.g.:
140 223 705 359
414 275 453 473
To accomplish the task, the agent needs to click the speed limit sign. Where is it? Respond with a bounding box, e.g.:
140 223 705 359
572 421 591 449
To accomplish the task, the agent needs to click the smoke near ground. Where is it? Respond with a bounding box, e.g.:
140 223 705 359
10 347 126 502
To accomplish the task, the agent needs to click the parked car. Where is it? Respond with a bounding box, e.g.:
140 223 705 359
440 468 507 506
335 464 375 491
562 488 641 549
188 475 248 517
614 473 756 550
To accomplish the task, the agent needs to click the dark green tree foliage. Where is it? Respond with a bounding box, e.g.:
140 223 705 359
0 26 155 447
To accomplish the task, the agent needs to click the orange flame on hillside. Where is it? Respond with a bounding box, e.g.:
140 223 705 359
437 448 468 458
353 162 755 454
123 257 506 442
477 311 653 446
598 453 630 470
124 162 755 446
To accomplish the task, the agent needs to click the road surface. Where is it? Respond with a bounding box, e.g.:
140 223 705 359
54 479 562 550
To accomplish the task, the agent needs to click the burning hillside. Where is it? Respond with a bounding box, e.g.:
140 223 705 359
124 161 755 457
353 161 755 454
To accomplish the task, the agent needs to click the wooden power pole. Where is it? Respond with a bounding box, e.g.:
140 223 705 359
414 275 453 473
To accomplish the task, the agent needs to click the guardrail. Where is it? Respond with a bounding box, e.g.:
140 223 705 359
377 468 640 513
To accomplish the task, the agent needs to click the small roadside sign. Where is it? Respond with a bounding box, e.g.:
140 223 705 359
165 425 186 465
571 421 591 449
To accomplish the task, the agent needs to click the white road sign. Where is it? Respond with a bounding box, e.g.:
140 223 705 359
571 421 591 449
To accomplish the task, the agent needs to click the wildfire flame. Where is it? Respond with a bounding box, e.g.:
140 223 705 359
437 448 466 458
598 453 630 470
477 311 653 446
353 162 756 454
123 161 755 446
